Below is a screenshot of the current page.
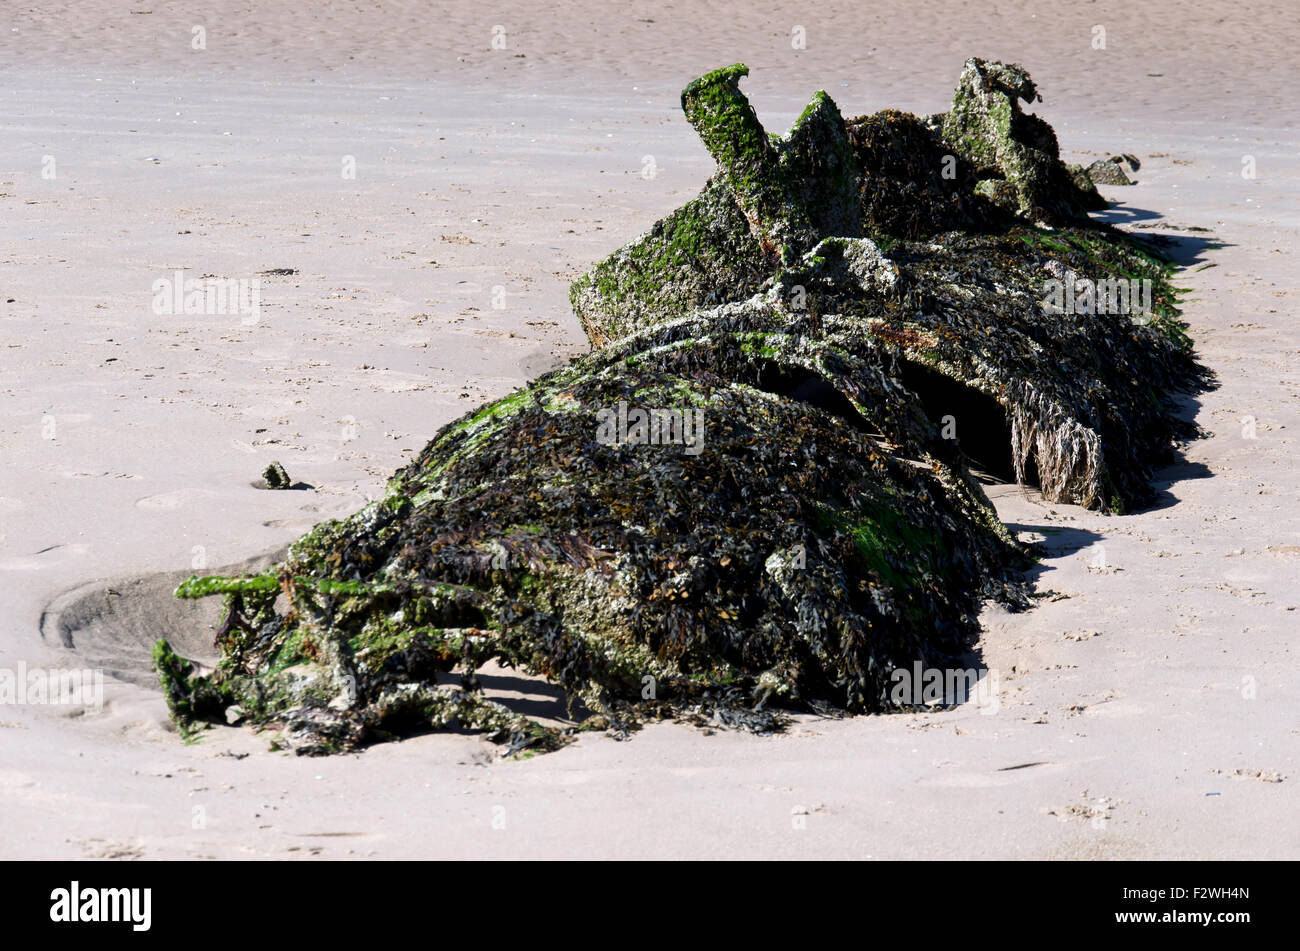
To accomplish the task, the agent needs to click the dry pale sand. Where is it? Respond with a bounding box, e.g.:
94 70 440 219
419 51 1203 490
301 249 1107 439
1 1 1297 859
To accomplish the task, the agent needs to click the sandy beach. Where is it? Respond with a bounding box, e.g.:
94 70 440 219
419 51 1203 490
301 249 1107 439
2 0 1297 859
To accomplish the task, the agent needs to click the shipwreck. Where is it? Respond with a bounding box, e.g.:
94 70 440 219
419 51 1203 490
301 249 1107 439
155 59 1207 755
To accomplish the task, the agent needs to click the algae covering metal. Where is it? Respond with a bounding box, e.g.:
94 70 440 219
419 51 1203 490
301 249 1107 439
156 60 1208 755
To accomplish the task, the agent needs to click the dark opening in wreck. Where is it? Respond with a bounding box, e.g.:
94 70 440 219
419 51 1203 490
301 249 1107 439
898 361 1035 486
753 361 873 433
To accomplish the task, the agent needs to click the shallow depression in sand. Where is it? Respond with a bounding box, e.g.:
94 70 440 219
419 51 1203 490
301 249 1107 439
39 552 283 688
135 488 221 510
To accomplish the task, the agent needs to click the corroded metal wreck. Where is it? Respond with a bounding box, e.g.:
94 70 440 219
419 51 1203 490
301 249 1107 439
155 59 1207 755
